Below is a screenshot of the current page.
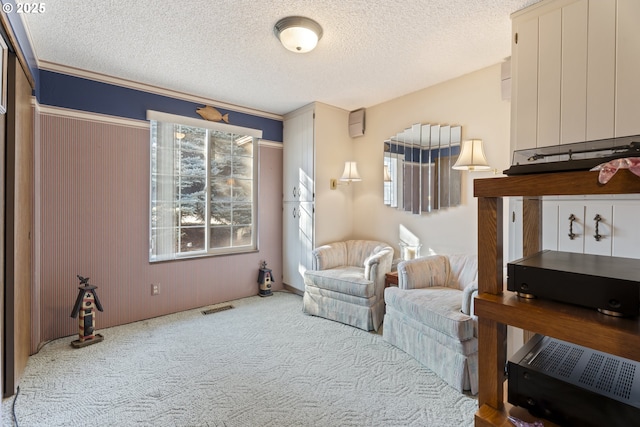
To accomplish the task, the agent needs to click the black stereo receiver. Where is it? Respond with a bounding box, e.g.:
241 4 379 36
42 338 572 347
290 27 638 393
508 334 640 426
507 250 640 316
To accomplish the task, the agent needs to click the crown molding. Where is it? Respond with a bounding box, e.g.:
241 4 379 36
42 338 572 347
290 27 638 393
38 60 283 121
34 100 283 148
35 102 149 129
258 140 283 149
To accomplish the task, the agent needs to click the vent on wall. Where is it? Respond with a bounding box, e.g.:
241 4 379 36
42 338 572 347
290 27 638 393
349 108 365 138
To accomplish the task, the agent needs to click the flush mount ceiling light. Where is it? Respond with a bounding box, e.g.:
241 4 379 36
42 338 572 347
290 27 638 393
274 16 323 53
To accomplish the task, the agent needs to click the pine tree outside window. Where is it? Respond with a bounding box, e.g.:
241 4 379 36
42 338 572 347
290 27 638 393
148 111 261 262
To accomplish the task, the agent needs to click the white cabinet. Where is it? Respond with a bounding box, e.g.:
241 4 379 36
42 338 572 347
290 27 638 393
508 198 524 261
537 8 561 147
282 200 314 291
585 0 615 140
615 0 640 137
283 106 314 204
283 105 315 291
561 0 588 143
541 197 640 258
282 103 353 292
510 0 640 152
511 12 539 150
611 204 640 258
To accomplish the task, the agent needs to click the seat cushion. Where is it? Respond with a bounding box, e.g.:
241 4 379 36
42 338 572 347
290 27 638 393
304 266 374 298
384 286 474 341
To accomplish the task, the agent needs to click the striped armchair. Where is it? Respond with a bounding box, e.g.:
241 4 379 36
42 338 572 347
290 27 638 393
383 254 479 394
302 240 393 331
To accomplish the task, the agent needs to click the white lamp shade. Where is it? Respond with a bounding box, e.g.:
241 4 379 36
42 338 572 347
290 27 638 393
452 139 491 171
274 16 323 53
340 161 362 181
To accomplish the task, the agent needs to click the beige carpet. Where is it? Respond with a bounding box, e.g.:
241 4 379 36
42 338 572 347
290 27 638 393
2 291 476 426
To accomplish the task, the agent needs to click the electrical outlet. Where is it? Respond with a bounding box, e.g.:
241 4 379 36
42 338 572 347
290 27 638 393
151 283 160 296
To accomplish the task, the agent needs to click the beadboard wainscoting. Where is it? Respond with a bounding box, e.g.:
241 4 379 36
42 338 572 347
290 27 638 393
34 108 283 351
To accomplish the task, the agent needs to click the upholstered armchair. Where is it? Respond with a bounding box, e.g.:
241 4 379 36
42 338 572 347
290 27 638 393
383 254 479 394
303 240 394 332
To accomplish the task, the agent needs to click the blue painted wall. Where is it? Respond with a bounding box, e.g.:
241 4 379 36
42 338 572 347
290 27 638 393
38 70 283 142
2 11 283 142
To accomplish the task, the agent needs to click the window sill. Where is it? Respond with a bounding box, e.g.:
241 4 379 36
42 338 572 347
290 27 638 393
149 247 258 264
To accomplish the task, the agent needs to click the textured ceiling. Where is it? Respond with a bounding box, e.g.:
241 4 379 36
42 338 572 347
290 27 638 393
21 0 541 116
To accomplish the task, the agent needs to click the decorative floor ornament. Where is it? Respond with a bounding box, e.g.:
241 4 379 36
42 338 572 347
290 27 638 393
257 261 274 297
70 275 104 348
196 105 229 123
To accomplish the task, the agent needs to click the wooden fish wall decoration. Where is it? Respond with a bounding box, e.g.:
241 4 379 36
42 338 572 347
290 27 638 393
196 105 229 123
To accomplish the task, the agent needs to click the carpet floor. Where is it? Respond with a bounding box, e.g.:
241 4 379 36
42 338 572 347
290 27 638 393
2 291 476 426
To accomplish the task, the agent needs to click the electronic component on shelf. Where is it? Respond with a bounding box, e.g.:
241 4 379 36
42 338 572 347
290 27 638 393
508 334 640 427
504 135 640 175
507 250 640 317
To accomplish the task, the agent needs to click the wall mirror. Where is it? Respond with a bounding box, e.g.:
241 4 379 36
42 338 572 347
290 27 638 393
384 123 462 214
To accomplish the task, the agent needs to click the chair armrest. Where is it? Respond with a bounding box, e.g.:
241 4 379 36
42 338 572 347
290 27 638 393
312 242 346 270
461 280 478 316
363 249 390 276
397 255 449 290
364 247 393 295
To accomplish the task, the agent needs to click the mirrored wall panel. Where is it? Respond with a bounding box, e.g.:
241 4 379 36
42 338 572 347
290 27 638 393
384 123 461 214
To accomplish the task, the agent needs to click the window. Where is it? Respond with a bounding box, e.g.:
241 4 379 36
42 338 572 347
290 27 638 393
383 155 397 207
148 111 262 262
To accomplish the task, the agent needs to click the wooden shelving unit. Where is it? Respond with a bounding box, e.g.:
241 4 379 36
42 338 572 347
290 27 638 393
472 169 640 427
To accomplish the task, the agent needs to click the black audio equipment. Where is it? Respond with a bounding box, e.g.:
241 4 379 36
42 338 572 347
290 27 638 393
503 135 640 175
508 334 640 427
507 250 640 316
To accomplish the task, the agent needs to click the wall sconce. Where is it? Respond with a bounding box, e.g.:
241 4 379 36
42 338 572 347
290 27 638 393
383 165 392 182
452 139 492 171
330 161 362 190
274 16 323 53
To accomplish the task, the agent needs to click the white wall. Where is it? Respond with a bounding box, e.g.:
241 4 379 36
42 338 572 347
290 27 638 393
351 63 511 257
314 102 356 246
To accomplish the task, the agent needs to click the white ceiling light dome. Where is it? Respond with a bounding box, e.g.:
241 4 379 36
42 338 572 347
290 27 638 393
274 16 323 53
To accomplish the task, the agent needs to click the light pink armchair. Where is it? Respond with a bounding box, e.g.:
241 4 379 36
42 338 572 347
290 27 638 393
303 240 394 331
383 254 479 394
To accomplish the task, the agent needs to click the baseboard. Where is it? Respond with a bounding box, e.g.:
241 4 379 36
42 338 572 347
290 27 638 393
282 284 304 296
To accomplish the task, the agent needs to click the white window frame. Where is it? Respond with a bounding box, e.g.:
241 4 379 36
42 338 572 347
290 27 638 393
383 155 399 208
147 110 263 262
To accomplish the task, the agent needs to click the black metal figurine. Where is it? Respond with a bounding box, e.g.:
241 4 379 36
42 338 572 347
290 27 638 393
70 275 104 348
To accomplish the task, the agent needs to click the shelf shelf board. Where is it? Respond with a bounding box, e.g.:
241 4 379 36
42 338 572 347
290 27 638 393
475 292 640 362
476 403 560 427
474 162 640 426
474 169 640 198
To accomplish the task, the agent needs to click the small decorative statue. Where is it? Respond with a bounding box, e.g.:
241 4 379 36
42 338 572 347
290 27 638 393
257 261 274 297
70 275 104 348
